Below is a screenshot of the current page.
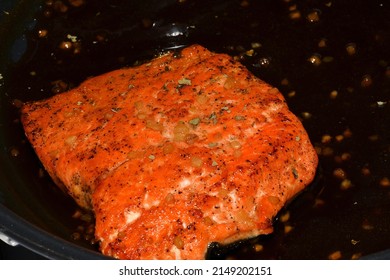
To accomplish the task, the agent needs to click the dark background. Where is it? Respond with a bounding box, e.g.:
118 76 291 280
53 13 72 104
0 0 389 259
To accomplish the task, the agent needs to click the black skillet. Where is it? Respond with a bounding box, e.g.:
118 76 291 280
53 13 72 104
0 0 389 259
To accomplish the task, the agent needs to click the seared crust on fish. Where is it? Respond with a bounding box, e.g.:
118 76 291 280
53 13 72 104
21 45 318 259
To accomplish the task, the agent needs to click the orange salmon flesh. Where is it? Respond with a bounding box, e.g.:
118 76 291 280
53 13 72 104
21 45 318 259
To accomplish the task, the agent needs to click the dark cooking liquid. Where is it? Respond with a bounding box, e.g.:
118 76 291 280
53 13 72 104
3 0 390 259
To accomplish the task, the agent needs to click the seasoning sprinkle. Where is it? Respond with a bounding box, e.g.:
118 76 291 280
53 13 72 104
209 112 218 124
189 117 200 126
292 167 299 179
111 107 121 113
66 34 78 43
234 115 246 121
178 77 191 85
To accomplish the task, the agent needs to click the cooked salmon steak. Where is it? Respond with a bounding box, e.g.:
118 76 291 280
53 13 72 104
21 45 318 259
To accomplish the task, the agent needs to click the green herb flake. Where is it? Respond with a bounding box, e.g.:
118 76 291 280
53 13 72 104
221 106 231 113
234 115 246 121
208 142 218 148
292 167 299 179
148 154 156 160
189 117 201 126
178 77 192 86
209 112 218 125
111 107 121 113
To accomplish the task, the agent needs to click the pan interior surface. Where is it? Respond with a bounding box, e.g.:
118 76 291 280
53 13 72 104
0 0 389 259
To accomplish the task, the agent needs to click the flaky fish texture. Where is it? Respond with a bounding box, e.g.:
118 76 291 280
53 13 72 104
21 45 318 259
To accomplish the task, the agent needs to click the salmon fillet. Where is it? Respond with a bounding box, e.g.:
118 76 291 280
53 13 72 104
21 45 318 259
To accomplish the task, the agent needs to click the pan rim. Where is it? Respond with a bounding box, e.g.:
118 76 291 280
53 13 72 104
0 203 110 260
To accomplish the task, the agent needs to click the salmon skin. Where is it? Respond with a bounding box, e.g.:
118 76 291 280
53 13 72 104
21 45 318 259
